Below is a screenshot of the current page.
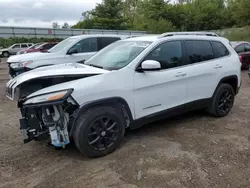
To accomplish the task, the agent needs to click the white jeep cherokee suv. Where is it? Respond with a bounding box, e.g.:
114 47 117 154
6 32 241 157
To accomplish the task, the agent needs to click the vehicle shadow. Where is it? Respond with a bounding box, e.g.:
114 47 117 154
59 110 212 160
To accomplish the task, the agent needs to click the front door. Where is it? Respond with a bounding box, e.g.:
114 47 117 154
10 44 21 55
64 37 98 63
133 41 188 119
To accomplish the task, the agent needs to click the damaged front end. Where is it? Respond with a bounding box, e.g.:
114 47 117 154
18 89 79 148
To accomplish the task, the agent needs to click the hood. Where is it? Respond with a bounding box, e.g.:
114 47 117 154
8 63 109 87
7 52 58 63
6 63 110 100
0 48 8 52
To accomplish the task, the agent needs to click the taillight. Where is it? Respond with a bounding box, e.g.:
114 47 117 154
239 55 243 62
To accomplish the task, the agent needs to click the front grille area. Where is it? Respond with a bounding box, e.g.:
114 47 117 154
6 80 16 100
7 62 18 78
9 67 16 78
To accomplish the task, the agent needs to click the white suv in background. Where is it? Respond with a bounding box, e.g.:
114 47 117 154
7 35 125 78
6 32 241 157
0 43 33 57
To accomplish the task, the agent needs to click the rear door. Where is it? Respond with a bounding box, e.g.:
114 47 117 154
20 44 28 50
183 40 227 103
64 37 98 63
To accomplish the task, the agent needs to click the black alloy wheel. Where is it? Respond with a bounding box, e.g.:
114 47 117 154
218 90 234 114
207 83 235 117
87 116 120 151
73 106 125 157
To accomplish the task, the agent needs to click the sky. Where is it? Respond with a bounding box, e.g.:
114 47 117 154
0 0 102 28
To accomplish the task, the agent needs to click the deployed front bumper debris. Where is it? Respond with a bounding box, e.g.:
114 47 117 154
20 101 78 148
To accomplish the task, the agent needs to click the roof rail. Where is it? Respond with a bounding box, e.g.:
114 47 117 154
158 32 218 38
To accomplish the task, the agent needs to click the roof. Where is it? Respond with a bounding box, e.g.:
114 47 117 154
230 41 250 48
68 34 133 40
124 34 229 43
124 35 159 42
159 31 218 37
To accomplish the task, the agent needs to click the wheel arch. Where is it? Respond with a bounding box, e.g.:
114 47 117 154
70 97 133 135
215 75 238 95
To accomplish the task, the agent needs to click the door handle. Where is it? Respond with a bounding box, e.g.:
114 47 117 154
214 64 223 69
175 72 187 77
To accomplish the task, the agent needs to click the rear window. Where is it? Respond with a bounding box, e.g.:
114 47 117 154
211 41 229 58
184 40 214 64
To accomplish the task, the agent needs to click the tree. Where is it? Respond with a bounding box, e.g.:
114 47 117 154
61 22 70 29
72 0 250 34
227 0 250 27
52 22 60 28
91 0 126 29
123 0 141 28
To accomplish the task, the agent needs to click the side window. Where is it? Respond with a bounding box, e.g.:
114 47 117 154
185 40 214 64
21 44 28 48
12 44 20 49
99 37 120 50
70 38 98 53
42 43 55 50
81 38 98 53
235 45 245 53
211 41 229 58
144 41 182 69
245 44 250 52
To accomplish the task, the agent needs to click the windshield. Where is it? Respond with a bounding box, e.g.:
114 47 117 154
48 37 78 53
85 40 151 70
29 43 43 49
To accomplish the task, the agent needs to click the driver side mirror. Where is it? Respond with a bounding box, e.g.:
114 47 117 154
137 60 161 72
67 48 78 55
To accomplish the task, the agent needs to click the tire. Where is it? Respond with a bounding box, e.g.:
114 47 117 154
208 83 235 117
2 51 10 58
73 105 125 157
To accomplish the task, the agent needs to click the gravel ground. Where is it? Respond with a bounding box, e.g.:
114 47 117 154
0 58 250 188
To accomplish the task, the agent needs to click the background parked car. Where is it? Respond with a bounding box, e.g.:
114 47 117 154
0 43 33 57
17 42 58 55
17 43 43 55
230 41 250 69
7 35 126 78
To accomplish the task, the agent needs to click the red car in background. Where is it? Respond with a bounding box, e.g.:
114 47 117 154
230 41 250 69
18 42 58 55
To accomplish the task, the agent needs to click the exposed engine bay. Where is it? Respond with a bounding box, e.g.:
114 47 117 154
8 75 91 147
5 63 110 148
20 96 79 147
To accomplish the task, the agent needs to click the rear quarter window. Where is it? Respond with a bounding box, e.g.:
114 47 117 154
211 41 230 58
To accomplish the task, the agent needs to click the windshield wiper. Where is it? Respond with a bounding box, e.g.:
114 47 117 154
86 64 104 69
